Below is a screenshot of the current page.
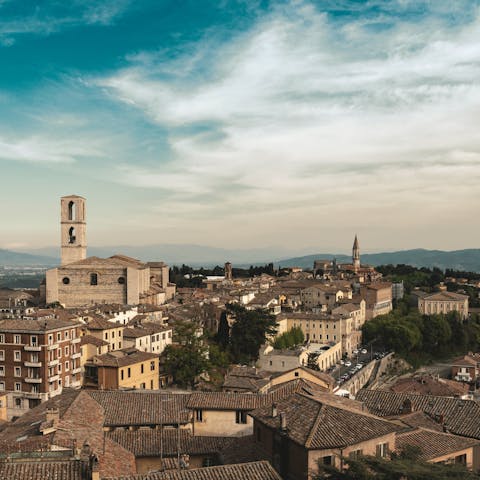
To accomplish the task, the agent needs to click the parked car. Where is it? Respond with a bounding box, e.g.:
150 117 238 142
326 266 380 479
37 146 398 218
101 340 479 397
360 348 367 354
353 349 359 355
344 360 352 367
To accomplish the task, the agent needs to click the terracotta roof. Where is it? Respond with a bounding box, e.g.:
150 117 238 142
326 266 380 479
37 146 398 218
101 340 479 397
422 291 469 301
0 389 81 452
89 348 158 368
187 392 270 411
103 461 282 480
87 391 191 426
396 428 480 461
80 334 109 347
250 392 400 450
0 318 81 332
451 355 478 367
0 458 88 480
356 390 480 439
107 429 230 457
389 375 469 397
86 317 120 331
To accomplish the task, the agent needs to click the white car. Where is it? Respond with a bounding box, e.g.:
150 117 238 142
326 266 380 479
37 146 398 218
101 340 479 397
361 348 367 354
344 361 352 367
353 349 359 355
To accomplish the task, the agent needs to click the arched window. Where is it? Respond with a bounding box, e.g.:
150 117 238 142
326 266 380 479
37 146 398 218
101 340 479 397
68 227 76 244
90 273 98 286
68 201 76 221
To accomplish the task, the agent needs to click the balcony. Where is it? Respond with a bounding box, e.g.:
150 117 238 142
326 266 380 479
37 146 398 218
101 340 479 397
48 359 59 367
71 337 81 344
48 374 59 382
24 345 41 352
72 367 82 374
24 391 44 399
47 343 59 351
71 352 81 359
24 361 42 368
25 377 42 384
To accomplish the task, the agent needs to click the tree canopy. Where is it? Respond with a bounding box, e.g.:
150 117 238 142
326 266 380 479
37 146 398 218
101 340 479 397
225 303 278 364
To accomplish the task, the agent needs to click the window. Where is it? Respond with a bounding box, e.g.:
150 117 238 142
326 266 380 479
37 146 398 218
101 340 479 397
65 331 69 339
15 383 21 392
235 410 247 424
118 277 125 284
140 382 146 389
0 366 4 376
68 227 76 244
14 367 21 377
0 382 4 391
104 332 108 340
118 342 122 349
455 454 467 465
127 367 131 378
14 335 21 344
112 331 115 338
349 449 363 460
0 335 4 343
48 334 53 345
121 369 124 380
58 363 62 373
150 361 155 371
65 361 69 372
14 351 21 362
62 277 70 285
64 346 69 356
30 335 38 346
0 351 4 361
57 348 62 359
376 443 389 458
15 395 22 404
90 273 98 286
57 332 61 341
322 456 333 466
195 409 203 422
141 364 144 374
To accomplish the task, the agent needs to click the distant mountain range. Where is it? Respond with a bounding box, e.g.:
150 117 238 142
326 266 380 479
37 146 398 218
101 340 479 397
2 246 480 272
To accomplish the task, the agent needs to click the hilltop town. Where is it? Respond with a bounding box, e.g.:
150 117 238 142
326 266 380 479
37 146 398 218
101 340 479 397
0 196 480 480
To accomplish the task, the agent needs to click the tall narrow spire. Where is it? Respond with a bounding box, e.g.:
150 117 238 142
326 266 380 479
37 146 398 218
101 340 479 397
352 234 360 273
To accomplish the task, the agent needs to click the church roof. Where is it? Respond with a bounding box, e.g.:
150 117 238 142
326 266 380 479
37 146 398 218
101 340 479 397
60 255 147 269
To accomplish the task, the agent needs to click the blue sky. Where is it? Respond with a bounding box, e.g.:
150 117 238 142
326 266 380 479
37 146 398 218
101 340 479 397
1 0 480 253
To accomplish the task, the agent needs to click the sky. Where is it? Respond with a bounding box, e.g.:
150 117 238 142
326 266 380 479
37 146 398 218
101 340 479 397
1 0 480 254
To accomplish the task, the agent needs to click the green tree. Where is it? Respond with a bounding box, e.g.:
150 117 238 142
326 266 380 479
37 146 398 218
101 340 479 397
161 319 209 388
215 311 230 349
273 326 305 349
316 454 480 480
227 303 278 364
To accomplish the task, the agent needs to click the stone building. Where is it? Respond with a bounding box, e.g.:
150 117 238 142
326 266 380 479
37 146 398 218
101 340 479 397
45 195 175 307
417 291 469 319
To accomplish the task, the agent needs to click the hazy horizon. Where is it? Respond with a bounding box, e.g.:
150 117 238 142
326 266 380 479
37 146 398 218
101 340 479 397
1 1 479 251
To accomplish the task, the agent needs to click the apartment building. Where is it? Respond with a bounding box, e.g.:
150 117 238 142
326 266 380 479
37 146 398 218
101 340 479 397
0 318 82 419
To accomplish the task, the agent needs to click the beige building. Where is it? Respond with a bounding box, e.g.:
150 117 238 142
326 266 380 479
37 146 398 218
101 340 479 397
360 282 393 319
84 348 160 390
300 285 352 310
277 312 361 356
258 342 341 373
45 195 174 308
84 317 124 352
418 291 469 319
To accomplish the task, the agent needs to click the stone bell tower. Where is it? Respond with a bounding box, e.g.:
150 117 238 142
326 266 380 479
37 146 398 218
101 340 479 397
60 195 87 266
352 234 360 274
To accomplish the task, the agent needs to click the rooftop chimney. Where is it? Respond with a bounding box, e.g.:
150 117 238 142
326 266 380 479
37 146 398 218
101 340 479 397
280 412 287 431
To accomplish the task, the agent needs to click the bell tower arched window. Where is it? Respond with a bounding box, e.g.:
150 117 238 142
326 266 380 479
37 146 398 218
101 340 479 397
68 201 76 221
68 227 76 244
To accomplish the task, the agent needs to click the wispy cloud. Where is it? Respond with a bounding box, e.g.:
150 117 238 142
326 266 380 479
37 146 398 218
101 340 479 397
0 0 132 46
96 0 480 225
0 135 104 164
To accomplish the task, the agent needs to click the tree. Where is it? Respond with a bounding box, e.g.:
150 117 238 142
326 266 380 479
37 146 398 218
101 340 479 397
316 454 480 480
161 319 209 388
215 311 230 349
226 303 278 364
273 326 305 349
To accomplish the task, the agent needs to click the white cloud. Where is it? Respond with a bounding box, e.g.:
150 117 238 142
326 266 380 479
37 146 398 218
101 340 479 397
0 136 104 164
93 1 480 248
